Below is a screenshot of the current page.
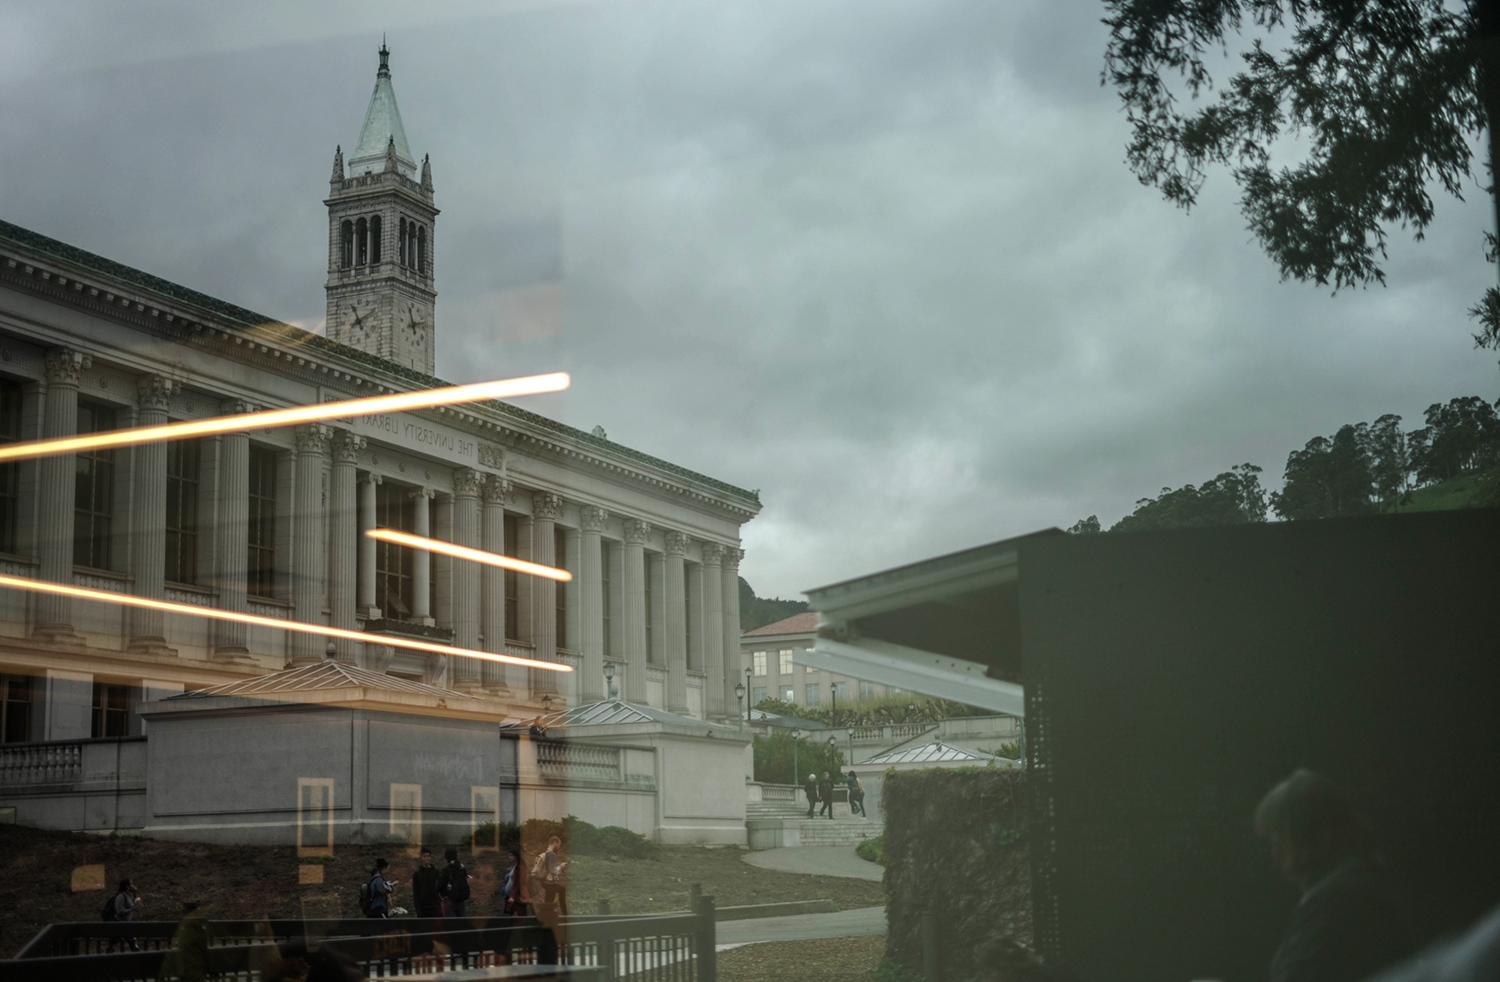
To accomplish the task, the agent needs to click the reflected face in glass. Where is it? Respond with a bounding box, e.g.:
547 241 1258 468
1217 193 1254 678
469 861 499 901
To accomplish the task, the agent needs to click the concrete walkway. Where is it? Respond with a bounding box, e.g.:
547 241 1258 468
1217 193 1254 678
741 845 885 881
716 906 887 949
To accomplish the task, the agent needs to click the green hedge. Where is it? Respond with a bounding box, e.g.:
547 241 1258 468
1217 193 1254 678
473 815 660 861
855 835 885 866
882 767 1031 981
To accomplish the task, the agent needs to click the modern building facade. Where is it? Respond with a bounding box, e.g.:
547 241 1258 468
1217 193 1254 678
0 44 760 774
739 612 900 711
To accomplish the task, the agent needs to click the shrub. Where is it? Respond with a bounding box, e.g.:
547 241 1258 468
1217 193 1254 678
882 768 1031 981
751 694 998 728
855 835 885 867
498 816 660 861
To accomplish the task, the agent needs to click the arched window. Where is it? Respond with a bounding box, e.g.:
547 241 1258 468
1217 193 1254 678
417 226 426 275
340 221 353 268
398 218 407 267
407 222 417 269
369 215 382 264
355 218 368 266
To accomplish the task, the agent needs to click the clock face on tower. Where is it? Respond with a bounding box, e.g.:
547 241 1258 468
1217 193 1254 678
341 301 368 342
403 304 427 344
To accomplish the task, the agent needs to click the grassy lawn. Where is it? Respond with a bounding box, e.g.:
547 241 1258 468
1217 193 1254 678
0 823 883 957
719 935 887 982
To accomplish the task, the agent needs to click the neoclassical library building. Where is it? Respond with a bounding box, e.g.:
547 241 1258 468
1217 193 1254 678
0 46 760 843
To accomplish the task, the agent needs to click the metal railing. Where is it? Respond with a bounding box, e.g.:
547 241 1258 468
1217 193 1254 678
10 902 717 981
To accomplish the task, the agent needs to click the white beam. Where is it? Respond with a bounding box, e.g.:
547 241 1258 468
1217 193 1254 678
805 637 1024 716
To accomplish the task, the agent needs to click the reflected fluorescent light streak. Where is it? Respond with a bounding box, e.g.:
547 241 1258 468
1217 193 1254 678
0 572 571 673
366 528 572 581
0 372 570 465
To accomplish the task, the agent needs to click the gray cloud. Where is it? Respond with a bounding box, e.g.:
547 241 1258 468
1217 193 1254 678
1 0 1494 597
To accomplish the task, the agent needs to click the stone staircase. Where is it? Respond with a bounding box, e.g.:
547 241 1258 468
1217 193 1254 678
746 798 883 849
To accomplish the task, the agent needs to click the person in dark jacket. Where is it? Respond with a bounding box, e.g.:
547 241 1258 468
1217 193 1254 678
818 772 835 819
438 846 472 918
803 772 819 817
1255 769 1417 982
411 847 442 919
106 878 144 952
845 770 866 817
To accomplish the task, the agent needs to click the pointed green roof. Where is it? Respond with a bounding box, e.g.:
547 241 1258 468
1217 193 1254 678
348 43 417 179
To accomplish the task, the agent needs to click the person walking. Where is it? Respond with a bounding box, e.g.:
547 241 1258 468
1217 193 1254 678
365 859 397 919
541 835 569 916
411 847 442 920
104 878 144 952
818 771 835 819
438 846 472 919
846 770 866 818
503 845 533 917
803 772 819 818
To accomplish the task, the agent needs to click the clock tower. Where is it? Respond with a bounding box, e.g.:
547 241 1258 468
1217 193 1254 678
325 43 438 375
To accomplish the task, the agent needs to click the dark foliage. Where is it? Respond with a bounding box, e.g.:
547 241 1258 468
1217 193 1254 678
1272 424 1378 519
882 768 1032 981
1110 463 1268 531
483 815 659 861
738 576 808 633
752 729 846 785
1101 0 1500 357
1410 395 1500 483
750 695 994 727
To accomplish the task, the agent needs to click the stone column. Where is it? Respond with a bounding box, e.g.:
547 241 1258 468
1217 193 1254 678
290 424 330 664
451 468 484 689
621 518 650 704
409 488 434 625
722 547 744 721
327 431 364 663
701 543 725 720
34 349 90 639
686 560 704 672
481 476 512 692
664 531 689 714
530 491 563 696
358 472 381 619
128 375 175 651
214 399 253 659
579 506 608 703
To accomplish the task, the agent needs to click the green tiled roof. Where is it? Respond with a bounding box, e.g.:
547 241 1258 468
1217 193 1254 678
0 218 760 508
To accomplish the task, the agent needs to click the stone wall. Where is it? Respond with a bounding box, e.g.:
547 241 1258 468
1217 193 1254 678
883 767 1031 981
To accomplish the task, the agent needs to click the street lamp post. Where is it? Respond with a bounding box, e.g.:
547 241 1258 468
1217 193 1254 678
735 682 745 734
604 662 616 700
792 727 801 787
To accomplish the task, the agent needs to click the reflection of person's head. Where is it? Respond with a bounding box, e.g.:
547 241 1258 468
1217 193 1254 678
822 771 829 779
444 846 458 863
420 847 432 867
508 845 523 867
373 858 389 873
118 877 132 893
548 835 561 851
1254 769 1375 886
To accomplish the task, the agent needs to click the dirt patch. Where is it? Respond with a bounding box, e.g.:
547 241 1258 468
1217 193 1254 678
0 824 884 957
719 934 887 982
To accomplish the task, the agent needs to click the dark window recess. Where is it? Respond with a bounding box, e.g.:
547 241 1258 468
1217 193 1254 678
0 379 22 555
356 217 368 266
91 682 130 738
555 527 568 649
375 483 414 618
340 220 353 268
369 215 382 264
600 540 612 659
247 447 276 598
504 514 519 641
165 439 199 585
644 553 655 664
1 675 31 744
74 403 115 570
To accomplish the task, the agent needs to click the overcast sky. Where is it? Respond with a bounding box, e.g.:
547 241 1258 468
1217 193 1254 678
1 0 1496 598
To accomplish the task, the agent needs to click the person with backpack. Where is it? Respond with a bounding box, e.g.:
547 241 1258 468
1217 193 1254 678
437 846 471 918
845 770 867 818
411 847 442 920
102 877 143 951
360 858 397 919
803 772 819 818
540 835 569 915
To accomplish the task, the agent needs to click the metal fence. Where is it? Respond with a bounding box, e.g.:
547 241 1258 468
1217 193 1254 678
5 901 717 982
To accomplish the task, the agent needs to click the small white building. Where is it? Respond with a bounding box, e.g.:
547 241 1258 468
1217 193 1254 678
851 737 1018 821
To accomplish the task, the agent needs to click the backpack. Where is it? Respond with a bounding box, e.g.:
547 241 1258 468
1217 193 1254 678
357 877 376 915
444 862 471 903
101 891 121 922
530 853 550 886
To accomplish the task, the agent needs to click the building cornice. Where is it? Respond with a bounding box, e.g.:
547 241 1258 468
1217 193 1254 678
0 219 761 521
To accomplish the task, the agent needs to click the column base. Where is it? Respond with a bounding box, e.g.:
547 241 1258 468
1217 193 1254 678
410 616 436 627
211 646 258 665
127 639 179 658
31 625 84 646
357 605 383 621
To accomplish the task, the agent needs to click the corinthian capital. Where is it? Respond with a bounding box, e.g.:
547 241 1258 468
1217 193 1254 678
220 398 258 417
331 430 366 463
723 547 743 572
533 491 564 520
700 542 725 567
579 505 609 532
294 423 332 455
623 518 651 544
44 348 91 386
136 375 176 411
454 467 485 499
664 531 690 556
484 475 513 505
